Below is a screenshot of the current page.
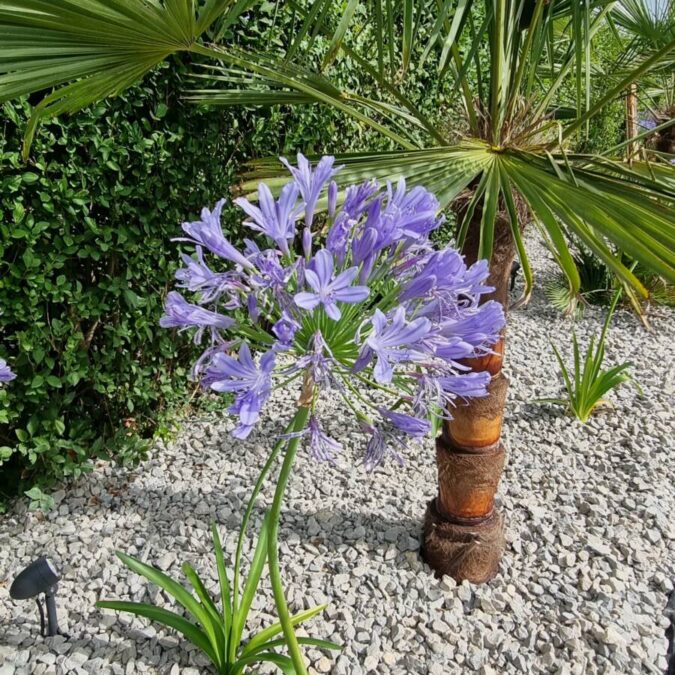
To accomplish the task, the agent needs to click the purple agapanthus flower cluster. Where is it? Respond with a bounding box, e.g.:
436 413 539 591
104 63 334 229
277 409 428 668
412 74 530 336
161 155 504 467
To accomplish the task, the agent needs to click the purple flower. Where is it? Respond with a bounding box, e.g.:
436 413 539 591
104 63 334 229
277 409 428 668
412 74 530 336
439 371 491 400
273 312 300 347
438 301 504 350
355 308 432 383
294 249 369 320
160 292 235 343
175 247 239 304
203 344 275 439
306 415 341 462
326 181 379 262
400 252 491 306
181 199 253 270
161 155 506 450
280 154 340 228
363 424 405 471
287 331 341 390
382 178 443 243
379 408 430 437
0 359 16 383
234 183 301 255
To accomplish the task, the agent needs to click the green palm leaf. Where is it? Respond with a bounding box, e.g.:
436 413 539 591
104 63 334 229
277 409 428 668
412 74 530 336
0 0 254 156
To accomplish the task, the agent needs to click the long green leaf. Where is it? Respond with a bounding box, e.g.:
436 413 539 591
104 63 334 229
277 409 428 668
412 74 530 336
115 552 223 668
321 0 358 69
242 604 328 656
230 512 270 651
96 601 217 665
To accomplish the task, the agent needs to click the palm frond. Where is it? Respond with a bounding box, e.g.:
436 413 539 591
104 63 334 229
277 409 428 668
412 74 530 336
0 0 253 156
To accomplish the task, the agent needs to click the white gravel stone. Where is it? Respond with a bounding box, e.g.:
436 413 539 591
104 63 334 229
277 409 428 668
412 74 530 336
1 235 673 673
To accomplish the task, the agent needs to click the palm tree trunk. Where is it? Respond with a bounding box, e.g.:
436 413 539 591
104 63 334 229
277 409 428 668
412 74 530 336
423 206 516 583
626 83 639 164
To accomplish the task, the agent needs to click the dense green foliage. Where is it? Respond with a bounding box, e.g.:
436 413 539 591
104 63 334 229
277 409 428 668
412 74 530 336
0 60 365 506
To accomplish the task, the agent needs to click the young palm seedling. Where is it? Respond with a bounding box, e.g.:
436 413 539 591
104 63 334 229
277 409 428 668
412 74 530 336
542 290 639 423
97 518 339 674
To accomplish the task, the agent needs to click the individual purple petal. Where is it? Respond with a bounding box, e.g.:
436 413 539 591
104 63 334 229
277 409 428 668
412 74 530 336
313 249 334 286
294 292 322 310
247 295 259 322
333 286 370 303
328 180 338 217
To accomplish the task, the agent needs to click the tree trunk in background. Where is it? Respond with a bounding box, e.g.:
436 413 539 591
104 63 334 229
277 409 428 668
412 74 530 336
423 205 516 583
626 83 639 164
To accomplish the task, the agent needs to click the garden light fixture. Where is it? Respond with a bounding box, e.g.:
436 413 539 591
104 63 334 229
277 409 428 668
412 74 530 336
9 556 61 637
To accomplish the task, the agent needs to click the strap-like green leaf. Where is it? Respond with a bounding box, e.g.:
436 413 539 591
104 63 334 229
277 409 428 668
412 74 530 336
321 0 358 69
182 562 228 661
242 604 328 656
115 551 224 668
96 600 217 665
230 513 270 651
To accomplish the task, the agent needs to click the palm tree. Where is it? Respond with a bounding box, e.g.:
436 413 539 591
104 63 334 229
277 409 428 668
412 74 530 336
1 1 674 585
609 0 675 159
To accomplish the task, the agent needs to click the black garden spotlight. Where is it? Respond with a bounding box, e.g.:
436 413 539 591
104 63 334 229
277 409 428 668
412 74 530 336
9 556 62 637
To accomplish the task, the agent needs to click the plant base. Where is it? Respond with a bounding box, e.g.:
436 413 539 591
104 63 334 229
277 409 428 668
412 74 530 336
422 499 505 583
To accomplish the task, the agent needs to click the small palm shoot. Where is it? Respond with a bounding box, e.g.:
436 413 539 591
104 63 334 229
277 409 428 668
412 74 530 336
542 290 640 423
97 518 339 674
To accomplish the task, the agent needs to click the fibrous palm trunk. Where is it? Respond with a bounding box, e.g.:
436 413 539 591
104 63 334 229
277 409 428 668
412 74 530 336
423 206 516 583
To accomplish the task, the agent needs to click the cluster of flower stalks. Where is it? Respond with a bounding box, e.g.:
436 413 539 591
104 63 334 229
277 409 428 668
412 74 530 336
101 155 506 674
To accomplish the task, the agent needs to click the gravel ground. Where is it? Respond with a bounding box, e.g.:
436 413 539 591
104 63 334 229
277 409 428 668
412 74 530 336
1 237 674 675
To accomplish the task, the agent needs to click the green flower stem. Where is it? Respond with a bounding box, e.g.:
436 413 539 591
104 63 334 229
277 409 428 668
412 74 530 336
267 404 311 675
339 373 379 412
229 414 298 663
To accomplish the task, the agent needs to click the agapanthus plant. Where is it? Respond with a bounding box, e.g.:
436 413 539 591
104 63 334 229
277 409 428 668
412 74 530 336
154 155 504 673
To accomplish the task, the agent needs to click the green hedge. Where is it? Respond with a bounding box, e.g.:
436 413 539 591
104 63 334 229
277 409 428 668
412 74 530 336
0 61 365 508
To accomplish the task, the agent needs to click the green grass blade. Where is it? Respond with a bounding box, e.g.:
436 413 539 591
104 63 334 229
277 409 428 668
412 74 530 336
211 523 233 632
